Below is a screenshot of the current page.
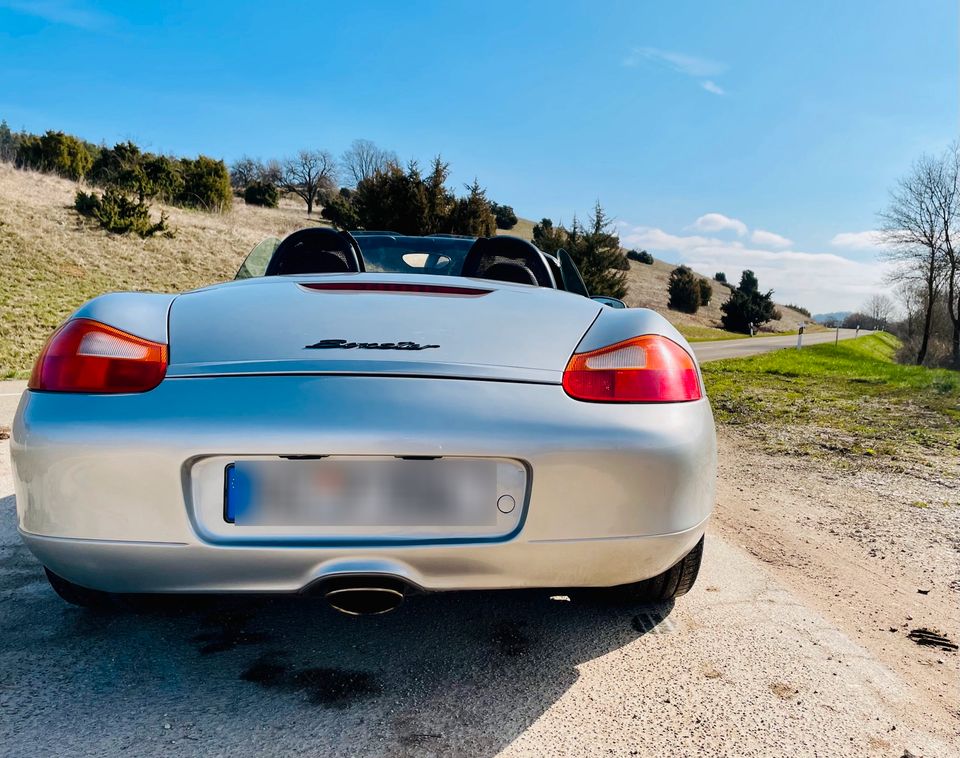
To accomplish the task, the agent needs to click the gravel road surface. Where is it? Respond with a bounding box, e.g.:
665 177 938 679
0 437 954 757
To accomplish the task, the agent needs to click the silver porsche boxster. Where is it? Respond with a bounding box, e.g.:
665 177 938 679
11 229 716 614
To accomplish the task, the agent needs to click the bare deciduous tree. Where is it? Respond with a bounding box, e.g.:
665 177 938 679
893 281 925 340
340 139 397 187
862 294 895 329
261 159 282 186
930 144 960 367
230 157 283 192
280 150 337 215
879 154 947 365
229 156 261 191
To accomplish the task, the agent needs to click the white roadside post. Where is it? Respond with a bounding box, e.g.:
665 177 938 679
796 321 805 349
835 325 840 345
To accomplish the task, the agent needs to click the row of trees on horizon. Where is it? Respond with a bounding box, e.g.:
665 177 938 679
0 122 232 212
229 140 518 235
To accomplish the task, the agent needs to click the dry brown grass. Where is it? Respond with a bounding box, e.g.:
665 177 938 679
0 165 812 376
495 216 535 241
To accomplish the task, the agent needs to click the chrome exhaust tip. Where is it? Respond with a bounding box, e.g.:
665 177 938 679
307 575 410 615
325 586 404 616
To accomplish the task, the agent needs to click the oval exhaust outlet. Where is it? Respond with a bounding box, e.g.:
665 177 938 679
325 586 404 616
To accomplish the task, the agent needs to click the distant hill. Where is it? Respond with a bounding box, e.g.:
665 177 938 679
813 311 852 325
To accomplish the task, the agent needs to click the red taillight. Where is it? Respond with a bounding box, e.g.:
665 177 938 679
562 334 702 403
29 319 168 393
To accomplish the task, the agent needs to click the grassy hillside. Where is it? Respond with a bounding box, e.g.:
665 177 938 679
496 216 535 241
0 165 309 377
0 165 810 377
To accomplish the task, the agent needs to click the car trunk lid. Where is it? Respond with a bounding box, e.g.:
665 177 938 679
166 275 601 383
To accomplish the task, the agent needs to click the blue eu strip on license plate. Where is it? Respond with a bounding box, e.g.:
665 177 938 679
224 464 252 523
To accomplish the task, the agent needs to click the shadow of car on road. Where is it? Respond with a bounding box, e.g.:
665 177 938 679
0 493 675 756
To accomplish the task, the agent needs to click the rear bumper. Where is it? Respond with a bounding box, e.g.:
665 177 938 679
11 375 716 593
19 520 708 593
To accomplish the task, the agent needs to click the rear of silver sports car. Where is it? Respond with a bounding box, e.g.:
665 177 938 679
11 274 716 604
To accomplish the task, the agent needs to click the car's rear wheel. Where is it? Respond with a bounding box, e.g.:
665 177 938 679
604 535 704 604
44 568 117 610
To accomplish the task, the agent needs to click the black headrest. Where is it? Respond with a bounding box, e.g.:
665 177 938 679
265 228 365 276
482 261 538 285
460 236 555 288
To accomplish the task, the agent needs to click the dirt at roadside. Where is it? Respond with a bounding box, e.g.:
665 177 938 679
713 429 960 728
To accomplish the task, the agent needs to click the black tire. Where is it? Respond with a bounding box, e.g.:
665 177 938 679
44 568 117 610
606 536 704 604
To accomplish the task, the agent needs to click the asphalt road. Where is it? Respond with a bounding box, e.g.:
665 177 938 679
690 329 860 362
0 439 951 757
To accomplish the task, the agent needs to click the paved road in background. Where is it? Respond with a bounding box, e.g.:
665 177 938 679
0 331 860 430
691 329 860 362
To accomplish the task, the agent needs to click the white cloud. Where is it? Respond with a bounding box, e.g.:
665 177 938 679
830 230 885 250
691 213 748 237
623 47 726 77
701 80 725 96
750 229 792 248
623 47 728 95
619 222 893 313
0 0 113 30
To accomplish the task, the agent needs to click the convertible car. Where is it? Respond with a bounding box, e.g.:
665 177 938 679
11 229 716 614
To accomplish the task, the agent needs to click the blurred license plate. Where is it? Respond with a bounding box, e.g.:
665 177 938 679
225 458 500 527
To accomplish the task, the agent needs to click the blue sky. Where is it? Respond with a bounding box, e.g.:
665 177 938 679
0 0 956 312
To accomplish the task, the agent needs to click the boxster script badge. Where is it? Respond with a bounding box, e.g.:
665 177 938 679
305 338 440 351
